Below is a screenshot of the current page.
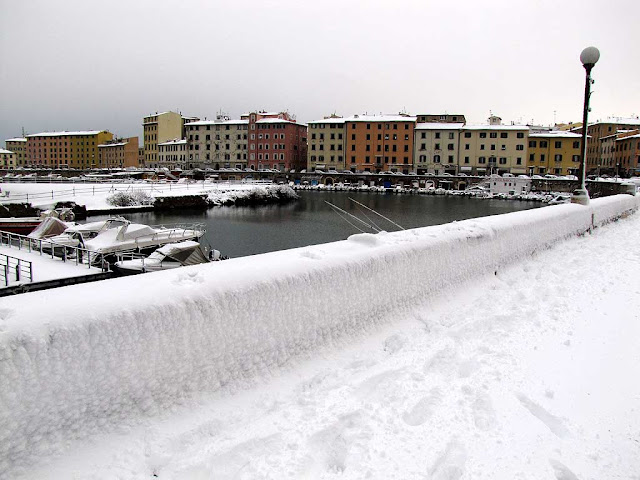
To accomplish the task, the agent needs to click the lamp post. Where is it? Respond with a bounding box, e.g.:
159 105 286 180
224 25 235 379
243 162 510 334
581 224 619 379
572 46 600 205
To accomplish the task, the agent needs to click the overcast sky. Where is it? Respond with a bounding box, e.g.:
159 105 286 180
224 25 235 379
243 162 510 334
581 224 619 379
1 0 639 144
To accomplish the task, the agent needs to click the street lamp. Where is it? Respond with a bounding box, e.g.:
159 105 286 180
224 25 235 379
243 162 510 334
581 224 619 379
572 46 600 205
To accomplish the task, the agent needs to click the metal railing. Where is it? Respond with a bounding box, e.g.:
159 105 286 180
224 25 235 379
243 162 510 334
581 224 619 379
1 253 33 286
0 231 108 271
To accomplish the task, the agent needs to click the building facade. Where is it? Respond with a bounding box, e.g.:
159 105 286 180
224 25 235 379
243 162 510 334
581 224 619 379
459 117 528 175
343 115 416 174
574 117 640 174
613 130 640 176
527 131 582 176
25 130 114 168
5 138 27 167
157 139 188 170
0 149 16 169
307 117 346 172
414 123 464 174
246 112 307 172
97 137 139 169
184 117 249 170
142 111 198 167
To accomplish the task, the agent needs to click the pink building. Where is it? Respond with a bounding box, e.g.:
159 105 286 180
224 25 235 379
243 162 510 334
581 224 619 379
244 112 307 172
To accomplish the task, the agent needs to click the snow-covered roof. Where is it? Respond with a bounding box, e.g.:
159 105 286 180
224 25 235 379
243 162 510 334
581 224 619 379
98 142 127 148
158 139 187 146
462 124 529 131
592 117 640 126
186 119 249 126
307 118 347 125
415 122 465 130
256 118 307 126
616 133 640 141
5 137 26 142
529 131 582 138
26 130 105 137
344 115 417 123
0 149 14 154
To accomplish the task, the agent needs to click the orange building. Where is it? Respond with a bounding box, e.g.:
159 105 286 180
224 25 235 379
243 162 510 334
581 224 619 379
344 115 416 173
26 130 113 168
97 137 140 168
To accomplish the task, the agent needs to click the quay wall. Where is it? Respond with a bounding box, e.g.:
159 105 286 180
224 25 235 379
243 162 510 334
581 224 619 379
0 194 638 474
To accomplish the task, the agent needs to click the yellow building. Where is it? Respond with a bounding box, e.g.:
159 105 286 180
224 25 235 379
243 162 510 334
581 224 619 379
0 149 16 169
527 131 582 176
25 130 114 169
460 117 528 175
5 138 27 167
143 111 198 167
307 117 346 172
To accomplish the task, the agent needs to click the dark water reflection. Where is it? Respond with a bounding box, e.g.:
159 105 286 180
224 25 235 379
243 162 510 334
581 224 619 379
89 191 542 258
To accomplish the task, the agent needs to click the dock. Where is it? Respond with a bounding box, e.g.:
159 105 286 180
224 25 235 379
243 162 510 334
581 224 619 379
0 239 112 296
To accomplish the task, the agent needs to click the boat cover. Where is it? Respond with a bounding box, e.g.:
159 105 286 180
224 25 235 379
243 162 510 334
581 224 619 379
27 217 68 239
155 241 208 265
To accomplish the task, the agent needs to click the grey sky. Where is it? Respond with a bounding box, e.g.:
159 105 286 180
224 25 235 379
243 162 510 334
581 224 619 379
1 0 639 145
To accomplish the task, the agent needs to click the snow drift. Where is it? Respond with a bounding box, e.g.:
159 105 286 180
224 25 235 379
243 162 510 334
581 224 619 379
0 194 637 476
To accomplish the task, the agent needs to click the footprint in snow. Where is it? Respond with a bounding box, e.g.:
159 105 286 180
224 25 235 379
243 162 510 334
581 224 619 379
549 458 580 480
471 392 496 431
516 393 570 438
429 439 467 480
402 388 443 426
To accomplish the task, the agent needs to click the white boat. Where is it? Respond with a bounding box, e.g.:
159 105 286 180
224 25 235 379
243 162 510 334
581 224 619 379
44 217 205 259
112 241 220 275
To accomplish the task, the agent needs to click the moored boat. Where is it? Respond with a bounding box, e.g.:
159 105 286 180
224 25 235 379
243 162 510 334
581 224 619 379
112 240 221 275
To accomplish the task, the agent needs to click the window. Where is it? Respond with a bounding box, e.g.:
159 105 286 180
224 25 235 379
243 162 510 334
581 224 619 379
351 134 356 140
449 132 454 139
464 156 469 164
517 132 524 138
480 144 485 150
516 157 522 165
572 155 580 162
434 154 441 163
529 153 535 161
555 154 563 161
479 156 486 164
516 145 524 151
500 132 508 138
465 144 470 150
464 132 471 138
555 141 562 148
435 143 440 150
490 132 497 138
435 133 441 139
421 132 426 139
529 140 537 148
480 132 487 138
448 155 454 163
448 143 454 150
499 157 507 165
540 141 548 148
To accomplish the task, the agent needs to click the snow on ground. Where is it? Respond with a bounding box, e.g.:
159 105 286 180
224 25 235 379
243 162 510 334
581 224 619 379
0 180 294 211
1 197 639 479
0 243 103 287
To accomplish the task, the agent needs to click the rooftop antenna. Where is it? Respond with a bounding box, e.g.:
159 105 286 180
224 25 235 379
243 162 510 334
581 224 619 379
553 110 557 125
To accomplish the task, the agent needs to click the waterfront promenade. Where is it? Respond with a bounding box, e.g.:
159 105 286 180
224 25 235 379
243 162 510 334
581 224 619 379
1 195 638 479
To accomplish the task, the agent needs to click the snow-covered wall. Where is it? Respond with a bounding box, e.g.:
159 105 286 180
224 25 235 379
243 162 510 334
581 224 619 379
0 194 637 475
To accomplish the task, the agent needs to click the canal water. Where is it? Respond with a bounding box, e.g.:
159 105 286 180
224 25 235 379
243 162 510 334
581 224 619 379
89 191 542 258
